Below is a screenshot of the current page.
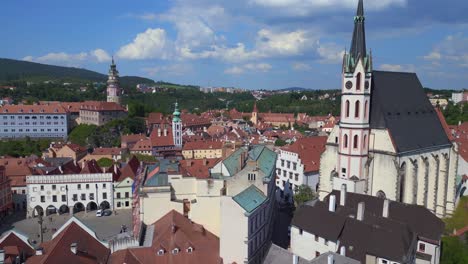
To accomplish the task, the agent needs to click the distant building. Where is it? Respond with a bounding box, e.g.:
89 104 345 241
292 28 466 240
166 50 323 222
78 101 127 126
276 137 327 194
129 138 152 156
0 166 13 218
263 244 360 264
107 57 122 104
451 91 468 104
291 189 444 264
113 156 140 210
429 98 448 109
43 142 88 161
110 210 222 264
0 230 36 263
82 147 124 162
0 104 68 139
182 140 223 159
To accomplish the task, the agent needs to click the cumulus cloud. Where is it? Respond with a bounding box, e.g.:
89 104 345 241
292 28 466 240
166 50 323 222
117 28 170 60
23 49 111 66
225 63 272 75
423 33 468 67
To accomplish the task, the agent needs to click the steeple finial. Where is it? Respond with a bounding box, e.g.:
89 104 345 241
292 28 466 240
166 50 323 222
111 56 115 65
349 0 367 66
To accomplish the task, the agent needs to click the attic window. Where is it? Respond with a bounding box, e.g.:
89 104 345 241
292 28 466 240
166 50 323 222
187 247 194 253
172 248 180 255
157 249 165 256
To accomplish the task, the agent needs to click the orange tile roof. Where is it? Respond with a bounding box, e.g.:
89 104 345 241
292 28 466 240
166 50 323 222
26 221 110 264
130 139 152 151
282 136 327 173
150 128 174 147
0 104 67 114
79 101 126 112
118 156 140 182
109 210 221 264
180 158 220 179
182 140 223 151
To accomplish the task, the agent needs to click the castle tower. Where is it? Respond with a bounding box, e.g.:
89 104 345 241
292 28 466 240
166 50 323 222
337 0 372 181
172 102 183 148
251 101 258 125
107 57 122 104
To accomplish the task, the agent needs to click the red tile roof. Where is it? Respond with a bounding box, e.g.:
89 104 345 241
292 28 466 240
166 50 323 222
121 134 147 145
181 113 212 127
130 139 152 151
91 147 123 156
182 140 223 151
150 128 174 147
80 160 103 174
0 231 35 263
435 107 454 141
282 136 327 173
0 104 67 114
117 156 140 182
26 219 110 264
109 210 221 264
79 101 126 112
180 158 220 179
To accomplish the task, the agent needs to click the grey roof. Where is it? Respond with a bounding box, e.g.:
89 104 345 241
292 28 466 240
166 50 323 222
292 195 422 263
263 244 361 264
350 0 366 61
369 71 451 153
327 190 444 242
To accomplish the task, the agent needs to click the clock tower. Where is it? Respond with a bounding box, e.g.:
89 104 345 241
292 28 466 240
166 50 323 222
337 0 372 183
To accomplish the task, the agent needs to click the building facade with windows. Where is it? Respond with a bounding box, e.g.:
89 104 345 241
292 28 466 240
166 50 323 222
0 104 68 139
26 172 114 217
78 101 127 126
276 137 327 194
318 0 457 218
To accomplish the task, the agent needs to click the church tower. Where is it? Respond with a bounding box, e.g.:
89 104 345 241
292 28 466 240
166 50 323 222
172 102 183 148
251 101 259 125
107 57 122 104
337 0 372 181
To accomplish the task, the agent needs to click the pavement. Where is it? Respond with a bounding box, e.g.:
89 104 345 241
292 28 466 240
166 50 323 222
0 209 132 246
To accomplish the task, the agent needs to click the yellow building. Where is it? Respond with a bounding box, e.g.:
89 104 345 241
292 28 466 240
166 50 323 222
182 140 223 159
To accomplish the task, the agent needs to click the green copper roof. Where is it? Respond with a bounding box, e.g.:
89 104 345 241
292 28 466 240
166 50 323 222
143 160 179 187
222 147 246 176
173 102 181 122
256 146 277 179
233 185 266 213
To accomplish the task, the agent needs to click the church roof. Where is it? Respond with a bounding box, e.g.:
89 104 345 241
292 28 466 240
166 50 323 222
369 71 451 153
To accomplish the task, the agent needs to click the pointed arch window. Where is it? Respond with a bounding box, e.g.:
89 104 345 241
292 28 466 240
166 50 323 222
345 100 350 118
353 135 359 149
356 73 362 91
364 100 368 118
355 100 360 118
343 134 348 148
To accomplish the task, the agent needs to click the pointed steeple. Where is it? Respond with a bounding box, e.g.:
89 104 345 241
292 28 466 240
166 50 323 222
350 0 366 62
253 101 258 113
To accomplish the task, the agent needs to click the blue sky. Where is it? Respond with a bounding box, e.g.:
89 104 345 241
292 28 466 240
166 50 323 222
1 0 468 90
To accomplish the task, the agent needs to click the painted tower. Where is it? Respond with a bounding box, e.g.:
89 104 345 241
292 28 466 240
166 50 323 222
172 102 183 148
251 101 259 125
107 57 122 104
337 0 372 181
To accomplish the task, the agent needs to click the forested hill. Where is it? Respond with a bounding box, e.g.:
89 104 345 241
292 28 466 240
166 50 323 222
0 58 155 85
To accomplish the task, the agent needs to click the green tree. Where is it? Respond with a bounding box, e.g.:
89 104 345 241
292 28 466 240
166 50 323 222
275 139 287 147
441 236 468 264
294 185 316 206
97 158 113 168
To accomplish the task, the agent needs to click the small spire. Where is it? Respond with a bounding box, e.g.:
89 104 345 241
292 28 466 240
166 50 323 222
356 0 364 17
111 56 115 65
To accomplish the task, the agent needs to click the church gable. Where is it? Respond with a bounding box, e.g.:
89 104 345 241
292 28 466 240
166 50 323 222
369 71 451 153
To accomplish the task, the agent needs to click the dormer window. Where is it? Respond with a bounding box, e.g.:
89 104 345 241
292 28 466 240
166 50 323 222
187 247 194 253
172 248 180 255
157 249 165 256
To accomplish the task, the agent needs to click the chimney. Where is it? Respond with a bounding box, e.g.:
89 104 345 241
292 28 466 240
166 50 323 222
58 166 63 174
327 254 334 264
70 243 77 254
293 255 299 264
329 195 336 212
203 158 208 166
36 248 43 255
383 199 390 218
357 202 365 221
186 160 192 167
340 184 346 206
158 128 161 137
340 246 346 256
0 249 4 262
114 164 118 174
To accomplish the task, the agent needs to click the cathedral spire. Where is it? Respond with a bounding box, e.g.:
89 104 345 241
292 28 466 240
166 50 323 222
350 0 367 62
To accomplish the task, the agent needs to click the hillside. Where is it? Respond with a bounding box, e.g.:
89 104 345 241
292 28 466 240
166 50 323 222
0 58 155 86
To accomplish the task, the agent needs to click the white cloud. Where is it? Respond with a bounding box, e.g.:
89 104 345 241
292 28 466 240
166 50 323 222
117 28 170 60
423 33 468 67
142 64 192 76
292 62 312 71
23 49 111 66
225 63 272 75
423 51 442 61
379 64 415 72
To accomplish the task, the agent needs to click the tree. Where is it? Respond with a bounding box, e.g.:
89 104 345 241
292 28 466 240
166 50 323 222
97 158 113 168
275 139 287 147
441 236 468 264
294 185 316 206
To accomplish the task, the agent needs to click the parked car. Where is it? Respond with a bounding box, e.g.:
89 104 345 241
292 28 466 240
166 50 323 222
96 209 103 217
103 210 112 216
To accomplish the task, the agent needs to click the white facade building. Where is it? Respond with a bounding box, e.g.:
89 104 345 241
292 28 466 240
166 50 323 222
0 104 68 139
26 173 113 217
